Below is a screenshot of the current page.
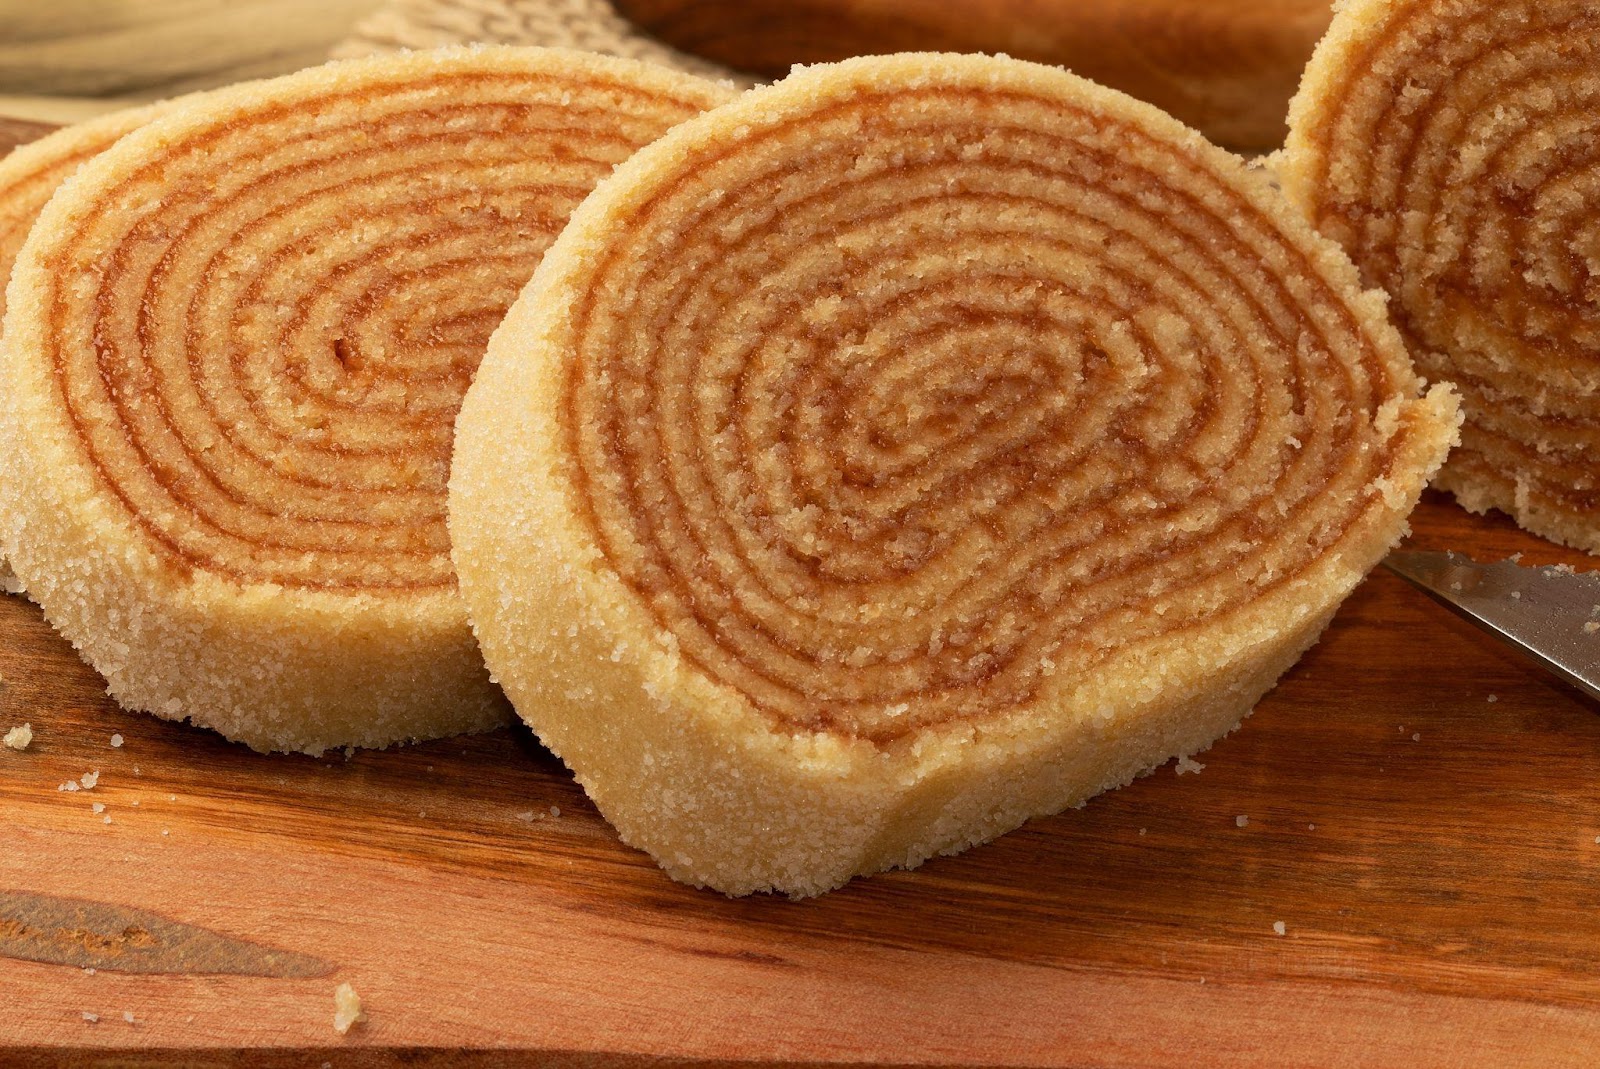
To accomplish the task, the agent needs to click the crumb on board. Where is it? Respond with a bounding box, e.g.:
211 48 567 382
4 723 31 750
91 803 104 814
1586 623 1600 635
122 1011 134 1024
1488 694 1499 703
1273 921 1287 936
80 770 99 789
102 816 111 825
1412 733 1421 741
110 734 123 748
333 982 366 1035
1235 815 1249 828
1176 755 1205 776
82 1012 98 1023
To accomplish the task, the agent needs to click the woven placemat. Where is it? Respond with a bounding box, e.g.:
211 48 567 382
332 0 750 86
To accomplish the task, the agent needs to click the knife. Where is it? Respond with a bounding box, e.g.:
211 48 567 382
1383 550 1600 703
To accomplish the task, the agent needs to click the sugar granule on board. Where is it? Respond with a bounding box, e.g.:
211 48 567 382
80 770 99 789
333 982 366 1034
1235 815 1249 828
110 734 123 748
1273 921 1287 936
3 723 31 750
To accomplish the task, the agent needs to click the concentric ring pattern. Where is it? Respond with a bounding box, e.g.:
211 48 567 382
1282 0 1600 550
553 60 1449 745
22 56 722 594
0 48 734 753
453 54 1458 893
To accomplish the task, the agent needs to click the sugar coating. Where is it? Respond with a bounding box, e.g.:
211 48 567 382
1281 0 1600 552
333 982 365 1034
0 47 735 754
0 102 175 587
450 52 1461 896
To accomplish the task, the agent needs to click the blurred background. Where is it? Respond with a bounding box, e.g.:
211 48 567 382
0 0 1334 150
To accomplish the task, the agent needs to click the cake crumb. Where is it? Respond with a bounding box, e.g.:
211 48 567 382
102 815 112 825
1585 622 1599 635
333 982 366 1034
92 803 104 814
1175 755 1205 776
1412 733 1421 742
3 723 31 750
80 770 99 790
110 733 124 748
550 805 561 818
122 1011 134 1024
1488 694 1499 703
1273 921 1287 936
82 1012 98 1023
1138 828 1147 836
515 810 536 822
161 829 169 836
1308 824 1316 831
1235 815 1249 828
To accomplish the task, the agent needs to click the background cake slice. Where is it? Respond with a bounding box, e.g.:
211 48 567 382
1279 0 1600 551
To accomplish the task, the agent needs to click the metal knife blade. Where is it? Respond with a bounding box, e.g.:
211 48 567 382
1383 550 1600 703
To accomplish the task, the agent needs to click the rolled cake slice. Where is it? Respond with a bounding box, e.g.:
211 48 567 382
0 103 176 595
0 47 735 754
1280 0 1600 550
450 53 1461 896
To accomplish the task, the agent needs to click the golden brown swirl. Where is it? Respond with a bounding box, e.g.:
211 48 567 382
451 53 1458 894
27 57 723 594
0 47 735 754
556 72 1436 744
1282 0 1600 550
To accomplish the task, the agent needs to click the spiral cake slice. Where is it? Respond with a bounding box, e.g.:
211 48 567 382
451 53 1461 896
1280 0 1600 550
0 103 176 595
0 47 735 754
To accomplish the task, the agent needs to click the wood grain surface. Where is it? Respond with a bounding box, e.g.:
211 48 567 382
6 123 1600 1068
613 0 1333 149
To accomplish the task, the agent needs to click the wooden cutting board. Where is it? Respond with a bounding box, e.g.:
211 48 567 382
5 123 1600 1069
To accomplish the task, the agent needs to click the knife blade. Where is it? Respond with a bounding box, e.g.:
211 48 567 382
1382 550 1600 703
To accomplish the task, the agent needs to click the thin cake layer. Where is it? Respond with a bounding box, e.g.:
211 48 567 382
1281 0 1600 550
0 103 177 593
0 47 735 754
451 53 1460 895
